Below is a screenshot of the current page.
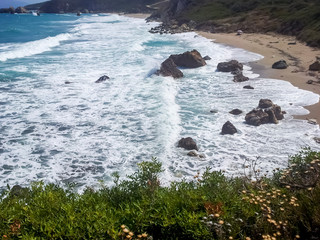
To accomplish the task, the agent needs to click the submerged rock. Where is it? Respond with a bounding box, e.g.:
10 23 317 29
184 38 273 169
272 60 288 69
95 75 110 83
243 85 254 89
187 150 198 157
203 55 211 60
178 137 198 151
221 121 237 135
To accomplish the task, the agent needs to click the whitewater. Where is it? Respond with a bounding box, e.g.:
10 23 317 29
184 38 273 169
0 13 319 189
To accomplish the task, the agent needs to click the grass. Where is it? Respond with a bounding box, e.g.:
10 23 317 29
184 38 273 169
1 150 320 239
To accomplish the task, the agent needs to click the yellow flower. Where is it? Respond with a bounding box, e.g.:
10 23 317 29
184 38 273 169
121 225 126 229
245 237 251 240
214 213 220 217
218 220 224 225
129 232 134 236
295 235 300 239
142 233 148 238
123 228 129 233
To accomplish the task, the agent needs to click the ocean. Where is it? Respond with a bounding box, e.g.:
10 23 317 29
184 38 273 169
0 13 319 190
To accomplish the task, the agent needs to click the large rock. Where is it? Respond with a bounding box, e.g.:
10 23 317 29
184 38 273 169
233 72 249 82
178 137 198 151
272 60 288 69
221 121 237 135
309 61 320 71
157 58 183 78
245 99 285 126
217 60 243 72
169 50 206 68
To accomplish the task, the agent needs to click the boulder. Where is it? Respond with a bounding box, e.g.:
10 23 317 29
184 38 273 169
245 109 270 126
245 99 285 126
95 75 110 83
243 85 254 89
178 137 198 151
309 61 320 71
233 72 249 82
258 99 273 108
272 60 288 69
203 55 211 60
229 109 243 115
157 58 183 78
169 50 206 68
217 60 243 72
15 7 28 13
221 121 237 135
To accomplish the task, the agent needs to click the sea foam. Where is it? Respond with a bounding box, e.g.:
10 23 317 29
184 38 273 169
0 14 319 190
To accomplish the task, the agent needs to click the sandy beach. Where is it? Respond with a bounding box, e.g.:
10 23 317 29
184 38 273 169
198 31 320 123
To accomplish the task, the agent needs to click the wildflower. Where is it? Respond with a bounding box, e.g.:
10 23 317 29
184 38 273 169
137 235 142 238
126 235 131 239
214 213 220 217
280 207 284 211
242 190 247 194
277 231 281 236
229 237 233 240
129 232 134 236
308 187 313 191
121 225 126 229
123 229 129 233
246 237 251 240
142 233 148 238
218 220 224 225
295 235 300 239
286 186 291 189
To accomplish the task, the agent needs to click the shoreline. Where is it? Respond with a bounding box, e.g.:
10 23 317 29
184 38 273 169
125 13 320 124
198 32 320 124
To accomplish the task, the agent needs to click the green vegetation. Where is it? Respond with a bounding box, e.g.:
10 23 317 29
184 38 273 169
1 150 320 239
172 0 320 47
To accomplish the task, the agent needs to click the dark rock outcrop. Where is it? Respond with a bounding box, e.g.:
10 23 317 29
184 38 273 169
243 85 254 89
203 55 211 60
217 60 243 72
95 75 110 83
272 60 288 69
169 50 206 68
233 72 249 82
309 61 320 71
157 58 183 78
221 121 237 135
178 137 198 151
245 99 285 126
229 109 243 115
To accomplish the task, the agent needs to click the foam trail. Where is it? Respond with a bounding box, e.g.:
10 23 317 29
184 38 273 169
0 33 70 62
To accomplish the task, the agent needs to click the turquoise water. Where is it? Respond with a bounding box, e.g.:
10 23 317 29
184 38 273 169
0 13 319 189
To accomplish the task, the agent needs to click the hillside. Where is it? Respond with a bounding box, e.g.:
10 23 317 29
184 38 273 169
151 0 320 47
37 0 160 13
